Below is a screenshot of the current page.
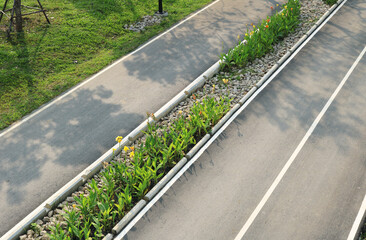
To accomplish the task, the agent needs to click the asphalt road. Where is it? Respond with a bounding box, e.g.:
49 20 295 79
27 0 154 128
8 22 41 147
121 1 366 239
0 0 288 236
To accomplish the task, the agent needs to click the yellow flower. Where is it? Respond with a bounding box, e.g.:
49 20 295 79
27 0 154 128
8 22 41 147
222 79 229 84
213 84 216 88
284 5 287 9
124 146 129 152
282 12 284 16
72 204 76 209
250 31 254 35
276 4 279 6
253 25 256 28
115 136 123 143
188 115 192 121
129 151 135 158
245 33 248 37
237 34 240 39
178 110 183 115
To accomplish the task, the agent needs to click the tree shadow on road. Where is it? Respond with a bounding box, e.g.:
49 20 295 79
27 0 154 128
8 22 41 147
0 85 144 235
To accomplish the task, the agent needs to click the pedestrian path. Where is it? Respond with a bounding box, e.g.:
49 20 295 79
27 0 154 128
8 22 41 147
0 0 287 236
120 1 366 239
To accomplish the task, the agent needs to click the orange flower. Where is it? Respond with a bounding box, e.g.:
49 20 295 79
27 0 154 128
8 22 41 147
265 25 269 28
199 111 202 115
266 19 270 23
130 146 135 151
270 6 273 10
192 94 196 100
291 8 293 11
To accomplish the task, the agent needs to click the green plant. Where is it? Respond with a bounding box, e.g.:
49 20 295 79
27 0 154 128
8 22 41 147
45 1 305 238
220 0 301 69
48 95 231 239
0 0 215 130
323 0 337 5
48 223 70 240
30 222 41 235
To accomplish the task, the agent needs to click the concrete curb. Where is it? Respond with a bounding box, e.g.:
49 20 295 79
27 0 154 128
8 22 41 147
256 64 279 88
239 87 258 105
2 1 345 239
144 158 188 201
350 209 366 240
112 200 147 235
113 1 347 238
2 207 48 240
277 51 292 65
211 104 240 135
102 233 114 240
186 134 211 160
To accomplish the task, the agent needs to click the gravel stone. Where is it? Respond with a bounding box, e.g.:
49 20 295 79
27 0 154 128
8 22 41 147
22 0 331 239
124 14 167 32
35 220 43 225
47 210 53 217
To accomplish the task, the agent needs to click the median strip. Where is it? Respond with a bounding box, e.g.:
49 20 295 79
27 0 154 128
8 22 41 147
3 0 342 239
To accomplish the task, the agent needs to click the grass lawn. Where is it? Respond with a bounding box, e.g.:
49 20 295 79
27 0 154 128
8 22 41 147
0 0 213 130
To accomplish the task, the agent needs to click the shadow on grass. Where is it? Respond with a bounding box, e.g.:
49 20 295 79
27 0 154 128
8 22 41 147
65 0 144 21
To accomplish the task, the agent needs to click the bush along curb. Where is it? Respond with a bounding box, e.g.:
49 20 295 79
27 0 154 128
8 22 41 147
104 1 348 238
111 0 344 234
4 0 345 239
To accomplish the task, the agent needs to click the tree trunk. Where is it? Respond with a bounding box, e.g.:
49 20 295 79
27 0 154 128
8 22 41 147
14 0 22 32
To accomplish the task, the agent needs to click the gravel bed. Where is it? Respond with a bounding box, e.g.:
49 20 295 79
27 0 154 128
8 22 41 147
124 13 167 32
20 1 330 239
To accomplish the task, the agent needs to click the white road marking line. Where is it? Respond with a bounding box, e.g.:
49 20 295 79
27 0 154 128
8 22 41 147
234 45 366 240
347 194 366 240
0 0 221 138
115 1 350 238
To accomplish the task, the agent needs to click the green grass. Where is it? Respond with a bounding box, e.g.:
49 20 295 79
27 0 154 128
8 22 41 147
0 0 213 130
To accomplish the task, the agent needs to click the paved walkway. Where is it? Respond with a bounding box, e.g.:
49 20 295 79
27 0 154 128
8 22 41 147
0 0 287 236
120 1 366 239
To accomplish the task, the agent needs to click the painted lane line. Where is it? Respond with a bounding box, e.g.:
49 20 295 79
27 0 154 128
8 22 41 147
234 45 366 240
347 194 366 240
115 2 350 238
0 0 221 138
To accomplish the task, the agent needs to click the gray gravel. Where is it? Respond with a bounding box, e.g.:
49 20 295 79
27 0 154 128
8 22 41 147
20 0 331 239
124 13 167 32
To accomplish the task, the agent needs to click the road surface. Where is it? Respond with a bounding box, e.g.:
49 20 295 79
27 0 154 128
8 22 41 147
122 1 366 239
0 0 288 236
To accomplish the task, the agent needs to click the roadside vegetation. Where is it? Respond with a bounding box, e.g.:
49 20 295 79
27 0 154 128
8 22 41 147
43 1 302 239
323 0 338 5
0 0 213 130
361 224 366 239
50 96 231 239
220 0 300 69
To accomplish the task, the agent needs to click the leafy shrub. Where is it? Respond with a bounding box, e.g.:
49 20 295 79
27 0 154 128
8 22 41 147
49 96 231 239
220 0 301 69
